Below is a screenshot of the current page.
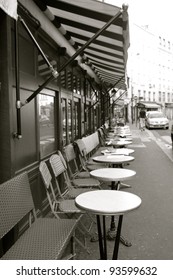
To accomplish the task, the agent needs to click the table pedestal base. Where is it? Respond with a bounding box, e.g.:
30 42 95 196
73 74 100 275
91 215 132 247
97 215 126 259
119 182 132 189
107 216 132 247
107 228 132 247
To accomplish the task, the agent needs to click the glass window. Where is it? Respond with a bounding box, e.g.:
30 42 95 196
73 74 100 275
39 93 55 158
62 99 67 145
73 100 79 139
11 23 35 75
163 92 165 102
37 35 58 87
148 91 151 101
68 100 72 142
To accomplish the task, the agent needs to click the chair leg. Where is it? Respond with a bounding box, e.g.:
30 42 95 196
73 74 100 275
74 235 90 254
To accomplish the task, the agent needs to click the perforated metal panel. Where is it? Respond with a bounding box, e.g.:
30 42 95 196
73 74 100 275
50 154 66 177
0 172 34 239
39 161 52 189
1 218 77 259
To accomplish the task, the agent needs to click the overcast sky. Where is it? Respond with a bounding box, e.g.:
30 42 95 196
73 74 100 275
104 0 173 38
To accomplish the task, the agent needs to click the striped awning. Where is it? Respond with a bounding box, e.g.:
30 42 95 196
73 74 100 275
137 102 161 109
33 0 130 90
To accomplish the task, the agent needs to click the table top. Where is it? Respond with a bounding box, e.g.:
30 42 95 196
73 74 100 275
101 148 134 155
112 140 132 145
90 168 136 182
93 154 134 164
75 190 142 216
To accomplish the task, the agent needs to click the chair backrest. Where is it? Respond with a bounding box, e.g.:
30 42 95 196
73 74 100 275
49 154 73 194
74 139 87 157
97 128 105 146
50 154 66 177
74 139 88 170
82 132 99 155
0 172 35 239
63 144 79 178
39 161 61 216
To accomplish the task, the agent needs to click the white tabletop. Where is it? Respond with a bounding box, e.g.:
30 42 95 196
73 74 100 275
90 168 136 182
112 140 132 146
75 190 142 216
93 155 134 164
101 148 134 155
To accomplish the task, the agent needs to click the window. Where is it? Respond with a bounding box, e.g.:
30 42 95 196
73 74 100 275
68 100 72 142
162 92 165 102
148 91 151 101
73 100 80 139
143 90 146 100
12 22 35 75
159 91 161 102
39 92 55 158
62 99 67 145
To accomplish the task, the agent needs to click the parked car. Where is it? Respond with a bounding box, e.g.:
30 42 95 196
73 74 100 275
145 111 169 129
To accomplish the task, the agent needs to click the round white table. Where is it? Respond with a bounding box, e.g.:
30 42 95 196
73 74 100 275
112 140 132 147
101 148 134 155
90 168 136 246
90 168 136 184
75 190 142 260
92 155 134 167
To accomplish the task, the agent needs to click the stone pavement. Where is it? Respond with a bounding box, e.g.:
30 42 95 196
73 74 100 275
75 124 173 260
129 123 173 163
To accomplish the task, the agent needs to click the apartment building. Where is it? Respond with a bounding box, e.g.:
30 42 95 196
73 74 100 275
127 23 173 120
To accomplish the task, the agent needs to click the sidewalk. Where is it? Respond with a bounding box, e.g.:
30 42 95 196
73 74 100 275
75 124 173 260
129 122 173 163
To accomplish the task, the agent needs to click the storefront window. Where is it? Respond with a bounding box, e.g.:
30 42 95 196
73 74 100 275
73 101 79 139
61 99 66 145
68 100 72 142
39 93 55 158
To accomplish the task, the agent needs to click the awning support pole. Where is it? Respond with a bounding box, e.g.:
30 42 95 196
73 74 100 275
23 8 123 105
19 16 57 74
18 16 58 106
103 76 125 105
111 90 127 107
13 19 22 139
86 76 125 112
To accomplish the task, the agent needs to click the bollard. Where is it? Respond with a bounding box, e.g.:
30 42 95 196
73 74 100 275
171 125 173 148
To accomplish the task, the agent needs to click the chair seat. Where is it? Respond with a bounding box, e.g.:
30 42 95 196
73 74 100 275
1 218 77 260
75 171 91 178
68 188 91 199
87 164 109 171
72 178 100 187
59 199 84 213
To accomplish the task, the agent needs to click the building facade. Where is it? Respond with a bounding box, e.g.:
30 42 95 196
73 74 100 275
127 23 173 121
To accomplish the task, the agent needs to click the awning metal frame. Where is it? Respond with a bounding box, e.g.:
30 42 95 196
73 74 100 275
14 2 128 138
22 7 123 105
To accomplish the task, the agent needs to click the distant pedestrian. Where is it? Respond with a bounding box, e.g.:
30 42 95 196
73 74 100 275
139 109 146 131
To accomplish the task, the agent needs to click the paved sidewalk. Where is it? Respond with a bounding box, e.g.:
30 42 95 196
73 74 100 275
129 123 173 163
75 124 173 260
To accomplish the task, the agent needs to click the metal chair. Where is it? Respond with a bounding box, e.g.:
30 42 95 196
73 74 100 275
74 139 108 171
39 161 94 253
63 144 91 178
0 171 78 260
56 151 101 189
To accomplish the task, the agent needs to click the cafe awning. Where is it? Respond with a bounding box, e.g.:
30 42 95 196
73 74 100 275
137 101 161 109
0 0 17 20
33 0 130 90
